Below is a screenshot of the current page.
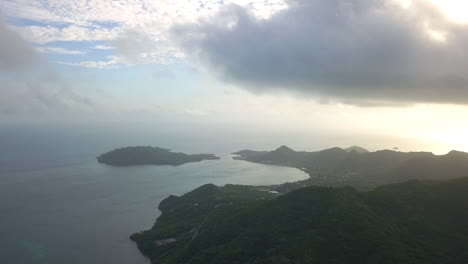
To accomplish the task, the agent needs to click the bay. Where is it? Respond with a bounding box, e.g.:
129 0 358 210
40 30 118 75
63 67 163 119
0 130 307 264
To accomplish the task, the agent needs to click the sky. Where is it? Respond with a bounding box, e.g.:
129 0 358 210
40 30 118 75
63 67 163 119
1 0 468 153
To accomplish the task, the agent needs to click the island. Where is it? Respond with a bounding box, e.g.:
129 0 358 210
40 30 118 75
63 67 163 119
131 177 468 264
97 146 220 166
233 145 468 190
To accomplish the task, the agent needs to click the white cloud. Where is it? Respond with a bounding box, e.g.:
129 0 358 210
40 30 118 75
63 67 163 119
36 46 86 55
59 55 122 69
111 28 185 64
1 0 287 65
1 0 286 26
3 0 287 44
91 45 114 50
11 25 120 44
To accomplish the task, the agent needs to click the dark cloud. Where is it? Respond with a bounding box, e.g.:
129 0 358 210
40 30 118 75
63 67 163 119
172 0 468 105
0 16 38 70
0 71 93 115
0 14 92 115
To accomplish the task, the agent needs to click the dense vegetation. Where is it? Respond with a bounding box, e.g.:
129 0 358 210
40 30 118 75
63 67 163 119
132 178 468 264
233 146 468 189
97 146 220 166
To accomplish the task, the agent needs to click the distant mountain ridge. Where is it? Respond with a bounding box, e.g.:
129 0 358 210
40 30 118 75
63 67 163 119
344 146 369 153
233 146 468 189
97 146 220 166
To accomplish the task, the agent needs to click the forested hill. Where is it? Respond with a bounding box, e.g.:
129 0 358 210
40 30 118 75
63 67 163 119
233 146 468 189
131 177 468 264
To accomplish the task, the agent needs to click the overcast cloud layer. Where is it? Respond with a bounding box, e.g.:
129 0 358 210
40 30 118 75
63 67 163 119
173 0 468 105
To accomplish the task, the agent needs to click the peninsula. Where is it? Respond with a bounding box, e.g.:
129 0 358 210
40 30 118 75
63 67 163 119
97 146 220 166
233 146 468 190
131 177 468 264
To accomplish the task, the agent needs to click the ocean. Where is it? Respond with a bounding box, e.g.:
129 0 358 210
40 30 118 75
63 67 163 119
0 124 308 264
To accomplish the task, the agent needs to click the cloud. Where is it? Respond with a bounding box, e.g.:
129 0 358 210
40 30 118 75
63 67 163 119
172 0 468 105
0 14 92 114
112 28 185 64
36 46 86 55
0 71 93 115
91 45 114 50
12 25 120 44
184 107 209 117
2 0 287 65
1 0 286 26
0 16 38 70
59 56 122 69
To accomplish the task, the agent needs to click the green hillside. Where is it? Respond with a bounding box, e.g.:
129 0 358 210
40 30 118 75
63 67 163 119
132 178 468 264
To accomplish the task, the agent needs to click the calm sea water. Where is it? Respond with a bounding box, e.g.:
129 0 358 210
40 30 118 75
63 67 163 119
0 126 308 264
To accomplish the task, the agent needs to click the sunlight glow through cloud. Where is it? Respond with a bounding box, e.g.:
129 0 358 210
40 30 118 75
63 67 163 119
427 0 468 24
394 0 468 23
1 0 468 154
426 128 468 153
